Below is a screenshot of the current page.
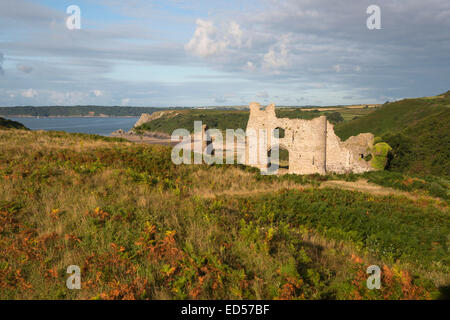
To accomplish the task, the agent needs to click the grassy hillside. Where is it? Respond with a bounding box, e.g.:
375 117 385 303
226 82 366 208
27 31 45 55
0 129 448 299
382 110 450 176
136 106 373 134
135 96 449 176
136 109 250 134
335 92 450 176
335 92 450 139
0 117 28 130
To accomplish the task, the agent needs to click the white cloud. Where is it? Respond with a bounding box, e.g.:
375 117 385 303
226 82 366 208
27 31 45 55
1 0 449 106
121 98 130 105
263 35 290 70
91 90 103 97
185 19 246 57
228 21 243 48
244 61 256 71
22 88 37 98
49 91 86 104
185 19 226 57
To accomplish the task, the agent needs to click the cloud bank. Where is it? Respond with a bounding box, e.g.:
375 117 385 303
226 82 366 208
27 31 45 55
0 0 449 106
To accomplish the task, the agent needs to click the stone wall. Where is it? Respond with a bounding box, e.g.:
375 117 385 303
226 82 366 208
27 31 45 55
245 102 375 175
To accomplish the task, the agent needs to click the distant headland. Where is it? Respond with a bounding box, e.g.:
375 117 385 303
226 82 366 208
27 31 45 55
0 106 190 118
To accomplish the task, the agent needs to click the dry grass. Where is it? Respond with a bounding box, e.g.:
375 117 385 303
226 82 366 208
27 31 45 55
321 179 448 210
0 129 447 299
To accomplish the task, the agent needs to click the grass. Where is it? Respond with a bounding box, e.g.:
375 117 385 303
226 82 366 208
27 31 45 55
132 93 450 177
335 92 450 176
0 128 448 299
136 110 250 135
382 109 450 176
335 93 450 140
360 171 449 201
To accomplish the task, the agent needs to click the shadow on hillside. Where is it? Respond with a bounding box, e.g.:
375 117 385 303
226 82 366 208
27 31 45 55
437 285 450 300
301 241 325 257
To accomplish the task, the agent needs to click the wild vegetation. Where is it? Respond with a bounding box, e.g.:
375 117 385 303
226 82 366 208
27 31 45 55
136 109 250 134
1 93 448 300
0 117 28 130
0 128 448 299
137 93 449 177
276 109 346 124
335 91 450 176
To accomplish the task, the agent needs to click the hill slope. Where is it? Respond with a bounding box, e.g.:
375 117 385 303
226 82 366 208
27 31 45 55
136 109 250 134
335 92 450 176
335 91 450 139
0 129 448 299
0 117 28 130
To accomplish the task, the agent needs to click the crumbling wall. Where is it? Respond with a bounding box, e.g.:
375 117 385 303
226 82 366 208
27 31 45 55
245 102 376 175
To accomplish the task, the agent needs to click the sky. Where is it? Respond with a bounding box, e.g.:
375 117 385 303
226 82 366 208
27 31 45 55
0 0 449 107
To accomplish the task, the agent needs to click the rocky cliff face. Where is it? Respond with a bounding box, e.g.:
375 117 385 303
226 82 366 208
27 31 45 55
133 110 180 128
134 113 153 128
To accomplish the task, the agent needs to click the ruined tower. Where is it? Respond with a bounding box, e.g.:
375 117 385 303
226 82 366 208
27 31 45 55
245 103 376 175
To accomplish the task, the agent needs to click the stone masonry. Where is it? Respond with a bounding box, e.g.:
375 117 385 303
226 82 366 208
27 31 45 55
245 102 375 174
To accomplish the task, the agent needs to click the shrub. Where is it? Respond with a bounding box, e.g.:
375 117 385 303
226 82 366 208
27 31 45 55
371 142 392 170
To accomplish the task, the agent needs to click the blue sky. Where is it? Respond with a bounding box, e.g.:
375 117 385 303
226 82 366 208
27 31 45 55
0 0 449 107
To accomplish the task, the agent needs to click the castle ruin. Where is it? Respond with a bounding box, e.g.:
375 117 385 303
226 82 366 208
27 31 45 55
245 102 376 175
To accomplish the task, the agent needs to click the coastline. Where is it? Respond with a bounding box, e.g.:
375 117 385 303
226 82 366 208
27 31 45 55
0 115 139 118
110 131 178 146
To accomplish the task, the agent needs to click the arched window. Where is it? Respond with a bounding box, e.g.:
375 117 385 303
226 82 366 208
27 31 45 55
273 127 285 139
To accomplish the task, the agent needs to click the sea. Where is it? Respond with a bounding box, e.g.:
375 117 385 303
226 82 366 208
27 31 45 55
4 117 139 136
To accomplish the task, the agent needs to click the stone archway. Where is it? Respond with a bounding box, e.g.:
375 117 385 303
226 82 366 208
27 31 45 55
267 144 290 173
273 127 285 139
